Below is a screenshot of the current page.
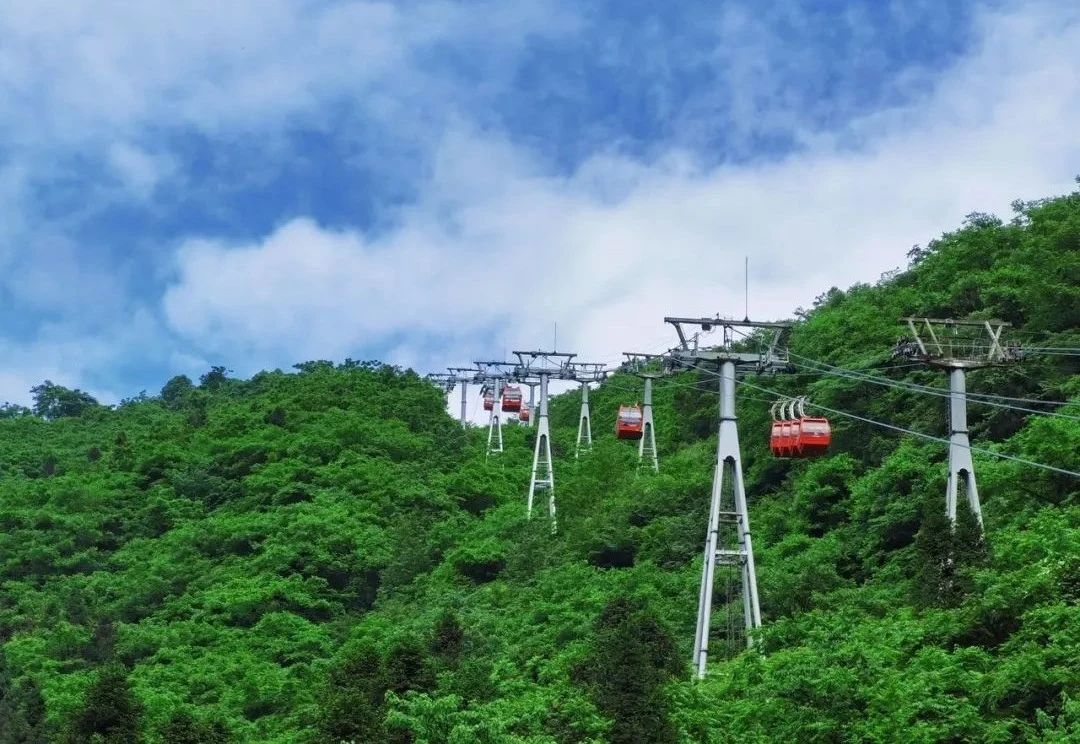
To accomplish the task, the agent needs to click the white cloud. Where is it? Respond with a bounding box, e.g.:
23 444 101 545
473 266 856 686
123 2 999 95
106 143 176 199
0 0 576 147
0 308 167 405
161 2 1080 385
0 0 579 404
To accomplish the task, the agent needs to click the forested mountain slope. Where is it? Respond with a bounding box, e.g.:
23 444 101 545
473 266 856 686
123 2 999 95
0 192 1077 743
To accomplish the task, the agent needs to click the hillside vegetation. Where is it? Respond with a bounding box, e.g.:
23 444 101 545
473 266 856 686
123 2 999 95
0 191 1077 743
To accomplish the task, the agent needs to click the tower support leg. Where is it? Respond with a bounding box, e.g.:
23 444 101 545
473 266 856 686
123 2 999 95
692 361 761 679
576 382 592 457
527 374 556 528
487 379 503 455
460 382 468 427
946 368 982 527
639 377 659 472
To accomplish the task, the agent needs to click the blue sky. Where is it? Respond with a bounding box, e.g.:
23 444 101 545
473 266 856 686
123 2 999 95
0 0 1077 406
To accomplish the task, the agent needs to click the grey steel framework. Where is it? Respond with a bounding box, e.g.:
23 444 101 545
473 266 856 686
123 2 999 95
895 318 1023 527
487 378 503 455
640 377 659 472
513 351 580 528
524 381 540 428
569 362 605 458
622 353 666 472
474 361 518 456
665 316 793 679
426 371 468 428
576 382 592 457
449 367 479 426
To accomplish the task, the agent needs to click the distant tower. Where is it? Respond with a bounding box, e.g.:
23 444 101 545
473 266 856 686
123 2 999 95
514 351 578 529
621 353 664 473
474 361 518 457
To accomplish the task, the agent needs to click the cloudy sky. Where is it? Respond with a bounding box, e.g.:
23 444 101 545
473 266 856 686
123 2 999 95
1 0 1077 406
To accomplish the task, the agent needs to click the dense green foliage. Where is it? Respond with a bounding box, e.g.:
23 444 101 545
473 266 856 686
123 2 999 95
0 192 1076 742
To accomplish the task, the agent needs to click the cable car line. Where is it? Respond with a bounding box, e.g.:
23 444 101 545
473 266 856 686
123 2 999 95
671 359 1080 480
785 354 1080 421
786 348 1078 406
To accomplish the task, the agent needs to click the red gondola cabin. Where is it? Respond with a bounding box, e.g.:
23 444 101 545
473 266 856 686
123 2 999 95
616 405 644 440
795 417 831 456
483 392 494 411
519 406 530 423
770 400 832 458
501 385 523 412
769 421 784 456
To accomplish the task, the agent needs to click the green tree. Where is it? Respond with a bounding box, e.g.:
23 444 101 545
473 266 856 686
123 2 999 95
68 666 141 744
198 366 231 391
30 381 99 419
316 645 388 744
0 671 48 743
577 596 682 744
160 375 195 408
158 710 232 744
912 499 954 607
430 611 465 663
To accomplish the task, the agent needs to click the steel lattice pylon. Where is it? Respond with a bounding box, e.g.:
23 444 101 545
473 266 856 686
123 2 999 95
895 318 1023 527
486 377 503 455
665 315 793 678
638 376 659 472
527 373 556 528
691 360 761 677
514 351 578 528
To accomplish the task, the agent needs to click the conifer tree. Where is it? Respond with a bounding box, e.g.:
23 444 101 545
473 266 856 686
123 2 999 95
316 645 387 744
68 665 141 744
0 666 48 744
912 499 954 607
578 596 682 744
159 710 232 744
430 611 465 663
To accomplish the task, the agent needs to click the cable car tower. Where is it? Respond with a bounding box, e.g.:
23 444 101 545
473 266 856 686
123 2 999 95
520 381 540 428
894 318 1023 528
569 362 607 458
448 367 480 426
621 353 667 472
474 361 518 456
513 350 577 528
665 315 793 678
427 371 471 428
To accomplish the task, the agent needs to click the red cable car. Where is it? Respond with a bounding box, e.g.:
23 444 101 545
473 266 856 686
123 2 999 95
483 392 494 411
781 419 796 457
616 405 644 440
796 417 831 456
501 385 523 413
519 405 530 423
769 420 784 456
771 398 831 458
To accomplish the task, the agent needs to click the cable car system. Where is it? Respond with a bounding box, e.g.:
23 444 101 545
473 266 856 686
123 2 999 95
427 313 1078 678
770 397 832 457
